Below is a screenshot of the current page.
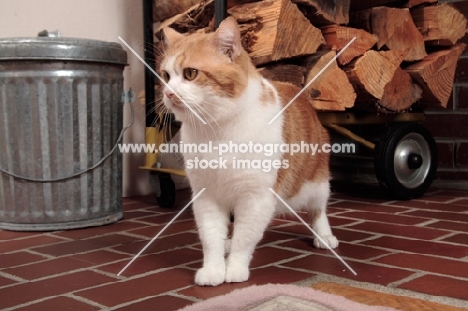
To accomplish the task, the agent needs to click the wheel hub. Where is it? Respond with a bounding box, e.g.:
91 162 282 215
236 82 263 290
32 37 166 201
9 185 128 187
394 133 431 189
407 153 423 169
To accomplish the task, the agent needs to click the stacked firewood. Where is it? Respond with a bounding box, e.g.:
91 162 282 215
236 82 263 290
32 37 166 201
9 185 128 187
153 0 467 113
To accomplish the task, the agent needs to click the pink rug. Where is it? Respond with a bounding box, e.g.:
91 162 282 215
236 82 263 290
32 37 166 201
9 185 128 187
179 283 397 311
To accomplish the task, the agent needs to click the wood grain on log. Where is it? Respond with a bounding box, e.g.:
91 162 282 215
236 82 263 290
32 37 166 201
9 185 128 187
345 49 408 103
405 43 466 108
351 7 427 61
229 0 324 66
380 68 422 113
321 25 378 65
292 0 350 26
305 51 356 111
411 3 468 46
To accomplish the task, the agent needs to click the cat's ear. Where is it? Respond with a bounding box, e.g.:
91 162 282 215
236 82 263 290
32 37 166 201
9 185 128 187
162 27 184 46
215 16 242 61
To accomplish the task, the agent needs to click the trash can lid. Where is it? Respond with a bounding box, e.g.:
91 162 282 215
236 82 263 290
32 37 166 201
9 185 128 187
0 37 127 65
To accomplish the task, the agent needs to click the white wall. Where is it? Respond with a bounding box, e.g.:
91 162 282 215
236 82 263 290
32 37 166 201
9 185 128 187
0 0 152 197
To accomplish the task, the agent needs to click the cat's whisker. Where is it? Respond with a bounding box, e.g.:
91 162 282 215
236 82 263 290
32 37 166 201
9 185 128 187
181 91 221 131
195 104 222 136
191 103 214 133
187 112 195 133
143 41 165 60
200 101 229 136
131 102 150 125
165 113 177 141
175 94 204 132
149 100 168 129
145 105 157 121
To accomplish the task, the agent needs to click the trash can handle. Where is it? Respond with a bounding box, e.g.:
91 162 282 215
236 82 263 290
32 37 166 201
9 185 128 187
0 90 135 183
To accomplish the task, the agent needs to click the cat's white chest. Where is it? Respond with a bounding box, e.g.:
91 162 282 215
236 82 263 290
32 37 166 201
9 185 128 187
180 78 284 202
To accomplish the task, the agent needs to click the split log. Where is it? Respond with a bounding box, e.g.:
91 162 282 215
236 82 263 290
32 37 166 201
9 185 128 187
155 0 214 36
258 64 306 87
321 25 378 66
345 49 408 104
153 0 201 22
349 0 436 11
229 0 324 66
405 43 466 108
406 0 437 8
292 0 350 26
351 7 427 61
411 3 468 46
350 0 405 12
380 68 422 113
154 0 261 31
304 51 356 111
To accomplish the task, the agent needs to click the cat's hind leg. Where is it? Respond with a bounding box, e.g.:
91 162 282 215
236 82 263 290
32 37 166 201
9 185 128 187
305 182 339 249
225 192 276 283
310 208 339 249
193 196 230 286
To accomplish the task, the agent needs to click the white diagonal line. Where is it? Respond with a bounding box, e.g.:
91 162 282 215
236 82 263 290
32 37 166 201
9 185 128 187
268 37 357 124
268 188 357 276
117 188 206 276
118 36 207 125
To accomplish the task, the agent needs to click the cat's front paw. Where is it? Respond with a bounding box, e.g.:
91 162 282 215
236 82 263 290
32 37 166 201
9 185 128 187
195 267 226 286
225 262 249 283
313 235 339 249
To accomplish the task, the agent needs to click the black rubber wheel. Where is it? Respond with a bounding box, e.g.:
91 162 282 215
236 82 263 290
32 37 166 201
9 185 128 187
374 123 438 200
149 172 176 208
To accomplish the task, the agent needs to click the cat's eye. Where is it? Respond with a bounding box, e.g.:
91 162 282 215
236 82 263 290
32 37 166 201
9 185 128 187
183 68 198 81
161 70 170 82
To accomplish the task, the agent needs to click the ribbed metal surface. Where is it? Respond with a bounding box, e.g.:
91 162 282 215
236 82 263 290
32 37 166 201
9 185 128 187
0 37 127 64
0 42 126 231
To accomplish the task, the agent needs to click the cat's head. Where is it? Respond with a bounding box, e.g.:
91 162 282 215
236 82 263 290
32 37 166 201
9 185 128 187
160 17 256 125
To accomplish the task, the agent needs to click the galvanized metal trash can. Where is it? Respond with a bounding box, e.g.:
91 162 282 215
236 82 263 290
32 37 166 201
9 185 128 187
0 36 127 231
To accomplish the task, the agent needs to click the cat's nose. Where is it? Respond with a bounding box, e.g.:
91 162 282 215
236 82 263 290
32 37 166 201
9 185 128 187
165 90 174 99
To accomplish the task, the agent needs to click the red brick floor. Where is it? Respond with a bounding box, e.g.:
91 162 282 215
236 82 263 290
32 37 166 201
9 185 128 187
1 183 468 310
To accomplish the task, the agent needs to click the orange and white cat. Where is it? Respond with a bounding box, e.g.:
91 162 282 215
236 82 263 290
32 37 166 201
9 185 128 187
160 17 338 286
